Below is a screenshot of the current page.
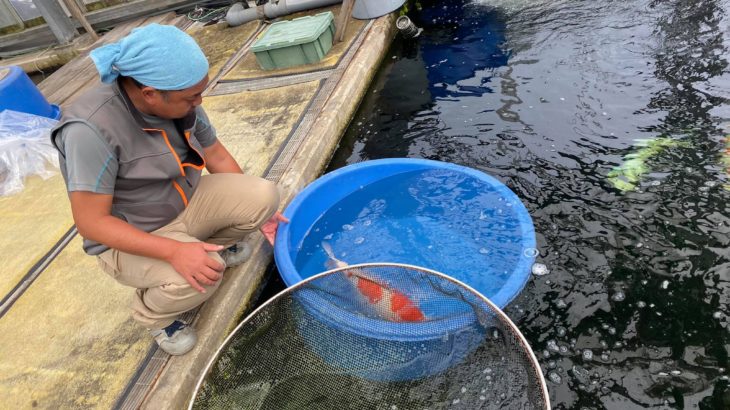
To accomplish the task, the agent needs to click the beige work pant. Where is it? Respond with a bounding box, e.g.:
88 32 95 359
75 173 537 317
96 173 279 330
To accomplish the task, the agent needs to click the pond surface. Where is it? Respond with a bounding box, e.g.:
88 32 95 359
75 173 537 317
327 0 730 408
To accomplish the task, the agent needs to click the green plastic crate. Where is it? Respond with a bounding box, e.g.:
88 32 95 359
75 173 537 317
251 11 336 71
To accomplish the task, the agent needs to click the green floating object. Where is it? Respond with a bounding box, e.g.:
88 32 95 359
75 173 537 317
251 11 336 71
607 137 688 192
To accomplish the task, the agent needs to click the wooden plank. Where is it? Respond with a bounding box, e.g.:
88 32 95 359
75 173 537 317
35 0 78 45
0 0 198 51
334 0 355 43
61 0 99 41
0 0 24 30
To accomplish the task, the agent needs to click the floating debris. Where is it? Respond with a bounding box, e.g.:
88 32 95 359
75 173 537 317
611 291 626 302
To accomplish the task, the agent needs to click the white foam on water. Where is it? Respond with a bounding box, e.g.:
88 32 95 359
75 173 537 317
531 263 549 276
354 237 365 245
661 280 670 289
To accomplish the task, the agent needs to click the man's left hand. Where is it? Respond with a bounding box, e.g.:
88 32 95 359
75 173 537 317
260 211 289 245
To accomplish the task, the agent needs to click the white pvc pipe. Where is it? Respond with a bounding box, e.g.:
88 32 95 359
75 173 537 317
226 0 343 27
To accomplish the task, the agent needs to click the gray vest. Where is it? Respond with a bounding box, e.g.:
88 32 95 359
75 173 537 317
51 81 206 255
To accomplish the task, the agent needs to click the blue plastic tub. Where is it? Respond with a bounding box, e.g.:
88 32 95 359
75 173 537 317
0 66 61 120
274 158 536 380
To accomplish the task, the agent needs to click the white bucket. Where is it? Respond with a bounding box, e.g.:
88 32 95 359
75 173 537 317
352 0 406 19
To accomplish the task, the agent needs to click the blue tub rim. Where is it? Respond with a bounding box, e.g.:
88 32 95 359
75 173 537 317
274 158 537 308
189 262 550 408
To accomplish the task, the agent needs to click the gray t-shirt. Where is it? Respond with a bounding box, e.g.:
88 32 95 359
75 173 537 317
60 106 217 194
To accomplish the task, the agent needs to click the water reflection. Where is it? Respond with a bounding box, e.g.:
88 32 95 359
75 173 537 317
330 0 730 408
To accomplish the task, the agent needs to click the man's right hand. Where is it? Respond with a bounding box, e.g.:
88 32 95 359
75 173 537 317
167 242 226 293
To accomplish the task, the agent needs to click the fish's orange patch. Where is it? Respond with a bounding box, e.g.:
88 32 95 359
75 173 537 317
357 277 383 303
398 306 426 322
391 293 425 322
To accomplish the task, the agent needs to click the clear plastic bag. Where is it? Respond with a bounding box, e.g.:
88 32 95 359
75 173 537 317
0 110 59 196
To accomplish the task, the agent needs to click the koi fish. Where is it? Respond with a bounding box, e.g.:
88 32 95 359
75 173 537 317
607 137 689 192
321 242 425 322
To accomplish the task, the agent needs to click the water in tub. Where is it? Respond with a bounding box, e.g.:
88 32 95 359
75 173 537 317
295 168 531 307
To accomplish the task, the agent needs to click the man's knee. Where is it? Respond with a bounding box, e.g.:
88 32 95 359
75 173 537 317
257 178 280 223
143 271 222 314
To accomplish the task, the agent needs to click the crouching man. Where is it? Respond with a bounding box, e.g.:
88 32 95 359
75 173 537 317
50 24 287 355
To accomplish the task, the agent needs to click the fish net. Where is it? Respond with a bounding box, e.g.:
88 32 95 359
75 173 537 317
190 263 550 409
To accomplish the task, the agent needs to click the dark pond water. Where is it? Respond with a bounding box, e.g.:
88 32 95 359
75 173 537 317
325 0 730 408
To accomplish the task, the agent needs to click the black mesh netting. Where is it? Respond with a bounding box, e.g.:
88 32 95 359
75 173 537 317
191 264 549 410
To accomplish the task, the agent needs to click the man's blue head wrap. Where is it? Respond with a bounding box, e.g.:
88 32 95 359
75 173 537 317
90 24 209 91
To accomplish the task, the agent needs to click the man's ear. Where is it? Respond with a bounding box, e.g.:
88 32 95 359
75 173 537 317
140 86 163 104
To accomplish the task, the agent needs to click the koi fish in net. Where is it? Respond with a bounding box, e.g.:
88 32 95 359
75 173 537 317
321 242 425 322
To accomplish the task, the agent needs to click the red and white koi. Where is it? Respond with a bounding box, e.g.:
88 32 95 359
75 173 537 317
322 242 425 322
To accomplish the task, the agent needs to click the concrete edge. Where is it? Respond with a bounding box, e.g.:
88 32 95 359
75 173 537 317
141 13 397 409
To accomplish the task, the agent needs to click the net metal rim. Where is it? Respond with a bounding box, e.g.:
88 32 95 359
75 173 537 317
189 262 551 410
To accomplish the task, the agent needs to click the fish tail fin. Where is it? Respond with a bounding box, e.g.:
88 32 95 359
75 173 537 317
322 241 336 259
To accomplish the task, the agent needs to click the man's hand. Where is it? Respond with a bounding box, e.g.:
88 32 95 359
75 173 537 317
260 211 289 245
167 242 226 293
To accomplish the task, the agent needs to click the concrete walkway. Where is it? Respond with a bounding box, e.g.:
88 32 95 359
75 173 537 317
0 5 395 408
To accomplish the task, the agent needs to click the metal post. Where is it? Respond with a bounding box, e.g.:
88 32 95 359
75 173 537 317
33 0 78 45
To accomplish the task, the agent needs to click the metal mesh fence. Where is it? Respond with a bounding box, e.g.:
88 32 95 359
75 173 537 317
191 263 549 410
